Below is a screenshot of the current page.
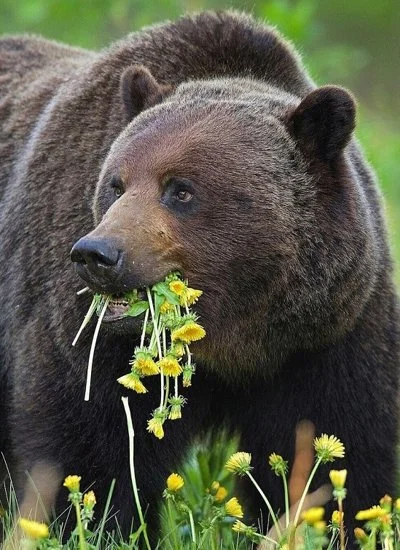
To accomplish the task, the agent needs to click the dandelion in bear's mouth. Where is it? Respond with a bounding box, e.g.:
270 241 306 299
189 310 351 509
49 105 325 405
225 452 252 476
73 272 205 438
225 497 244 518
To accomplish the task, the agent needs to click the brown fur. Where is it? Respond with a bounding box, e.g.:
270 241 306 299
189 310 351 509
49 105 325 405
0 11 398 543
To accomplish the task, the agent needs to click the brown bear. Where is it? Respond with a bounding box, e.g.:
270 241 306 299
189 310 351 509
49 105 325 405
0 10 398 544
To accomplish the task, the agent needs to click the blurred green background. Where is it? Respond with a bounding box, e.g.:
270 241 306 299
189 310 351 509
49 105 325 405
1 0 399 283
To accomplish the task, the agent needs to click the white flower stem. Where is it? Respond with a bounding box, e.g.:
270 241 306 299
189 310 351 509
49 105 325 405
174 376 178 398
246 471 282 539
146 288 164 409
72 295 97 346
76 286 90 295
140 309 149 348
84 297 109 401
293 457 322 526
121 397 151 550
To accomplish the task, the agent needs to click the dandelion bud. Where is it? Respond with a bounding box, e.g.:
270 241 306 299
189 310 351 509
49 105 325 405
354 528 368 543
380 494 392 512
83 490 96 510
166 473 184 492
225 452 252 476
210 481 220 493
215 486 228 503
331 510 344 527
394 498 400 512
19 518 49 540
182 364 195 387
232 520 258 540
168 396 186 420
269 453 288 476
329 469 347 489
63 475 81 493
301 507 325 525
147 413 166 439
225 497 244 518
313 520 327 534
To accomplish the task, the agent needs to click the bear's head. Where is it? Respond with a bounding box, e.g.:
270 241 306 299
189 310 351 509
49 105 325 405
71 66 378 377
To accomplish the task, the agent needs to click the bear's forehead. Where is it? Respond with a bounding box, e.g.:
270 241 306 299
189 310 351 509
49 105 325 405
110 96 296 176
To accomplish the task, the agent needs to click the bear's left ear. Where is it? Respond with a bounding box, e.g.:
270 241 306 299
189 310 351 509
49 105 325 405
287 86 356 162
120 65 173 122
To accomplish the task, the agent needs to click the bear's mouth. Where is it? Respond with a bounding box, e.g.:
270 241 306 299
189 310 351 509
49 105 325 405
102 288 148 323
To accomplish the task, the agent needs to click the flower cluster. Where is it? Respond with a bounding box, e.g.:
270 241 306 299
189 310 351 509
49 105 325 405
75 272 205 439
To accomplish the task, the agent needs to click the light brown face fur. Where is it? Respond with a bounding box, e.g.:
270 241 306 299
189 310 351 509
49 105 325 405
75 76 372 378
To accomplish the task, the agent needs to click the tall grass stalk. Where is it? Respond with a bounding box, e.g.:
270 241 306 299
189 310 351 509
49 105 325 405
121 396 151 550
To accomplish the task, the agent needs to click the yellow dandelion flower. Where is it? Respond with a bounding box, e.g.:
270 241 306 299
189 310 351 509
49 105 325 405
158 356 182 377
171 321 206 344
331 510 344 526
232 520 247 534
133 352 159 376
160 301 175 314
83 490 96 509
380 495 392 510
147 417 164 439
225 452 252 476
215 486 228 503
225 497 244 518
269 453 288 476
301 507 325 525
19 518 49 540
329 469 347 489
314 434 345 463
356 506 387 521
313 521 327 534
173 342 185 357
180 288 203 306
117 372 148 393
167 473 184 492
169 280 187 297
231 520 260 539
354 528 368 542
63 475 81 493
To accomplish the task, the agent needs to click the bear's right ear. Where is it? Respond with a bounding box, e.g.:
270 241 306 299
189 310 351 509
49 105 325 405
287 86 356 163
120 65 173 122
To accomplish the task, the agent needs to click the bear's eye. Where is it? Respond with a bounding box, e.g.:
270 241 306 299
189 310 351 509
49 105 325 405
161 177 197 216
110 177 125 199
176 189 193 202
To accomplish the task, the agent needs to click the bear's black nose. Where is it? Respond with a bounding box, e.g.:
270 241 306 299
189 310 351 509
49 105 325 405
71 237 120 268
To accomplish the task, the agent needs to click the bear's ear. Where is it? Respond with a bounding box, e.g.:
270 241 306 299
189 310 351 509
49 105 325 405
120 65 173 122
287 86 356 162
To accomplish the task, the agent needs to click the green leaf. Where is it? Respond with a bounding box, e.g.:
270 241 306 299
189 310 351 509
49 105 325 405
152 281 180 305
125 301 149 317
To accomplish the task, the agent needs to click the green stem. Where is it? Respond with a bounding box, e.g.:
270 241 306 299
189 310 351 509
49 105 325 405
282 472 290 528
167 499 181 549
293 457 322 526
247 471 282 539
121 397 151 550
188 508 197 546
74 500 87 550
95 479 115 550
198 514 220 549
338 497 345 550
146 288 164 409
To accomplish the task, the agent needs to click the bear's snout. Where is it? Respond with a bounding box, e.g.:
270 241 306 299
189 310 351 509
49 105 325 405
71 236 123 289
